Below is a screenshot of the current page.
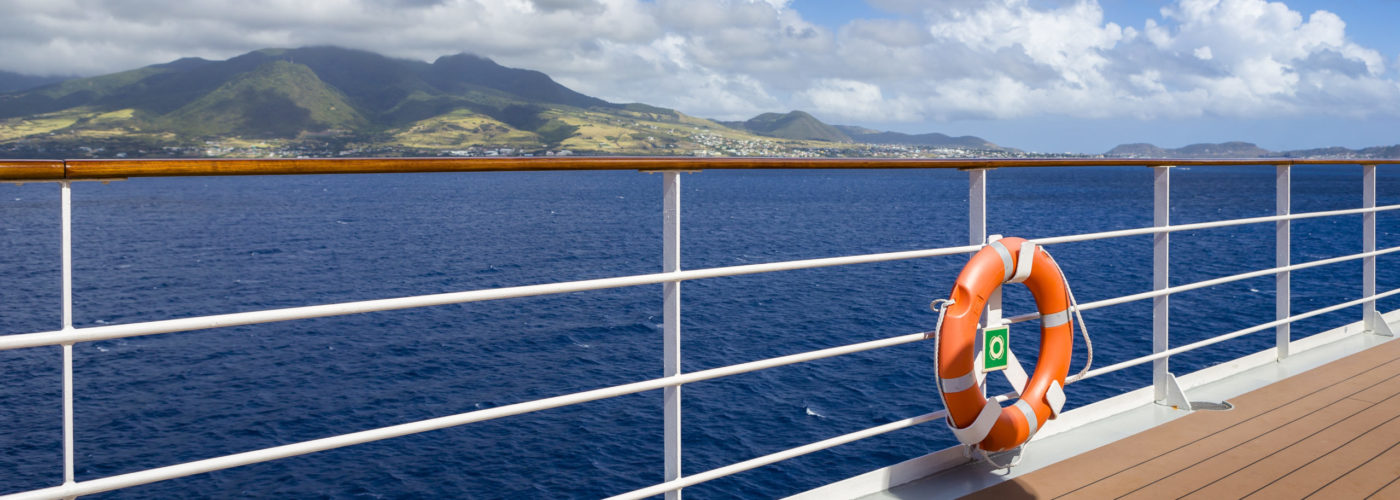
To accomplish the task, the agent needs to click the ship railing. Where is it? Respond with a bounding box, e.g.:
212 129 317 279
1 157 1398 500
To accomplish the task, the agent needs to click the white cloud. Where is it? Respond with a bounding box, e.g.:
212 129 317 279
798 79 919 121
927 0 1123 87
0 0 1397 124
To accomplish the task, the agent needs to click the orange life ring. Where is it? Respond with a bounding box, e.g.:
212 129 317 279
935 237 1073 452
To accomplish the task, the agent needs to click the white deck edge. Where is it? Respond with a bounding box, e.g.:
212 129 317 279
786 309 1400 500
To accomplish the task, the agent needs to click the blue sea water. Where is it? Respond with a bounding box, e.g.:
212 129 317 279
2 166 1399 498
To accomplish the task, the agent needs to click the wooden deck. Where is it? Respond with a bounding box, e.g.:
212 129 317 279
967 338 1400 499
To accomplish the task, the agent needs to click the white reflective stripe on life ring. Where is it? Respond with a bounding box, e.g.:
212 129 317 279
1014 399 1039 438
1041 309 1070 328
941 371 978 393
989 240 1014 282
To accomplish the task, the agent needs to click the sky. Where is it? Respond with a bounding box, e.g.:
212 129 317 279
2 0 1399 154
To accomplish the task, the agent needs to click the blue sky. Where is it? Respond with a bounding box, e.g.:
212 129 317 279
1 0 1398 153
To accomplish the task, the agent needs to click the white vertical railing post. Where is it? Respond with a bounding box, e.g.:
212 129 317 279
1153 166 1171 402
661 172 682 500
60 181 76 489
1363 164 1378 333
969 169 986 248
1276 165 1290 359
968 169 993 387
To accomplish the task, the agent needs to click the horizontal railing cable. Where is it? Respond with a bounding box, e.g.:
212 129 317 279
1030 203 1400 247
5 203 1396 353
1004 245 1400 324
606 390 1013 500
1068 286 1400 382
0 332 929 500
9 283 1390 499
0 245 980 352
596 245 1396 497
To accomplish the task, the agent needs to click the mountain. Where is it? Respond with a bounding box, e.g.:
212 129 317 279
1273 144 1400 159
1106 141 1271 158
720 110 851 142
1105 141 1400 159
720 110 1012 151
834 125 1007 150
426 53 607 110
159 60 366 138
1104 143 1168 157
0 71 71 93
0 47 610 124
0 46 1019 158
0 46 748 155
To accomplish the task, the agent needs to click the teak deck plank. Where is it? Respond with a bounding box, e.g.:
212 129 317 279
1120 398 1373 499
986 356 1400 499
1245 411 1400 498
1306 427 1400 498
1179 392 1400 498
965 339 1400 500
1368 478 1400 499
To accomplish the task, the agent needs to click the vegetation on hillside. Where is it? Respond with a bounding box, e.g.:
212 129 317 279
0 46 1022 158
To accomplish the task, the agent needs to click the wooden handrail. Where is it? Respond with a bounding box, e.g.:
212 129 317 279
2 157 1398 181
0 160 66 180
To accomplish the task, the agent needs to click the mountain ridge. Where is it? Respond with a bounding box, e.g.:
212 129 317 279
0 47 1029 157
3 46 1395 159
0 71 72 93
719 110 1013 151
719 110 852 143
1105 141 1400 159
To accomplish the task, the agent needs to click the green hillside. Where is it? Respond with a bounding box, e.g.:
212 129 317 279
161 60 365 138
0 46 1021 158
722 110 852 142
834 125 1008 151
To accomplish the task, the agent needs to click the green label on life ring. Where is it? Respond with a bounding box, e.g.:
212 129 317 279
983 326 1009 372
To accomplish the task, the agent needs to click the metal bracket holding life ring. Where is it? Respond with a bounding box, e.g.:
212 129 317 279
930 236 1089 457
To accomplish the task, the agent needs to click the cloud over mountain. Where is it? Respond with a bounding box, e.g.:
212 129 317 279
1 0 1397 129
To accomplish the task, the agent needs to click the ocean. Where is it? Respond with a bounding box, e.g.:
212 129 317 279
2 165 1398 498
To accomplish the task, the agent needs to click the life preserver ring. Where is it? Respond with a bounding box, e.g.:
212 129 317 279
934 237 1073 452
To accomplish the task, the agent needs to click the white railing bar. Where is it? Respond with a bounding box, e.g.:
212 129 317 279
1030 203 1400 247
1364 165 1379 332
1003 245 1400 325
0 244 980 352
1071 286 1400 382
969 169 995 397
1152 166 1170 402
607 389 1013 500
607 381 997 500
59 180 76 488
606 408 945 500
6 203 1396 354
1277 165 1291 359
0 331 930 500
661 171 682 500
